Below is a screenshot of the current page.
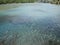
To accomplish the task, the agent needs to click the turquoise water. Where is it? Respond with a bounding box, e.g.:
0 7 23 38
0 3 60 45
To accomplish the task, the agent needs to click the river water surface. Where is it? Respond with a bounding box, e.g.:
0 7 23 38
0 3 60 45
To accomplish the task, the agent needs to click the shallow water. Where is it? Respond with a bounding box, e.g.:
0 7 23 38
0 3 60 45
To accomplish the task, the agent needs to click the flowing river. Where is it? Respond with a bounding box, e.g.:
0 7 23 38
0 3 60 45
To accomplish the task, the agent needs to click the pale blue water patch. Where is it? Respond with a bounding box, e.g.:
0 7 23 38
0 3 60 16
0 3 60 44
0 3 60 32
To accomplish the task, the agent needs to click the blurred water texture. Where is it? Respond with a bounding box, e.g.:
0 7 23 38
0 3 60 45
